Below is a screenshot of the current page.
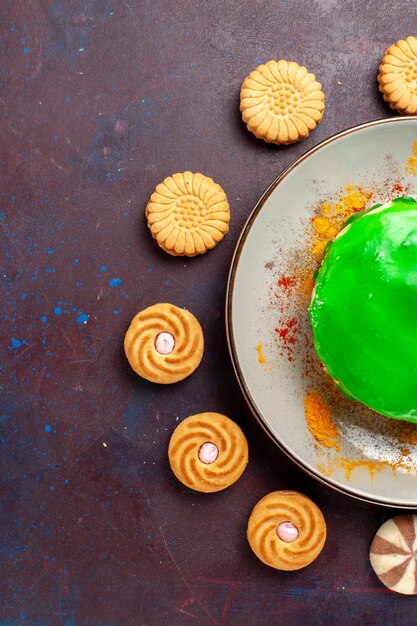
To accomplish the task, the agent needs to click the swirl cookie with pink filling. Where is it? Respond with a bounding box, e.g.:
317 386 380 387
168 413 248 492
124 303 204 384
247 491 326 571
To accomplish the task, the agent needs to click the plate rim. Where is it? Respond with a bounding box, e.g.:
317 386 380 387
225 116 417 509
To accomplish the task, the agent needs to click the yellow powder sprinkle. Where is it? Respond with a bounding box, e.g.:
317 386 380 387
405 140 417 174
297 269 315 303
317 457 394 480
256 343 272 371
256 343 266 364
336 458 390 480
304 389 340 451
406 156 417 175
309 185 372 263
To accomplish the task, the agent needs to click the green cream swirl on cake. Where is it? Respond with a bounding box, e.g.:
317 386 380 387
309 196 417 424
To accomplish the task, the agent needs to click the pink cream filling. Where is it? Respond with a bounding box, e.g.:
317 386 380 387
198 442 219 464
276 521 299 543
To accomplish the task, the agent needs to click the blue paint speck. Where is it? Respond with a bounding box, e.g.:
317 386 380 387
11 338 21 348
23 47 29 54
49 485 55 491
109 278 122 287
54 307 62 315
47 249 54 255
77 314 89 324
74 259 79 266
44 424 52 432
54 135 59 141
64 479 69 485
21 293 27 299
64 97 70 103
100 265 107 272
41 316 47 322
114 309 119 315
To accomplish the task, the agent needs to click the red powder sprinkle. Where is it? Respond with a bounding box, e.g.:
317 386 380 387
277 276 296 289
276 327 289 338
274 317 299 342
391 183 404 194
274 316 300 360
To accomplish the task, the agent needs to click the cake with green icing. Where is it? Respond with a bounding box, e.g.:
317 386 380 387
309 196 417 423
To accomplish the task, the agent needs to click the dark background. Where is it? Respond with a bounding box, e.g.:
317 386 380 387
1 1 414 624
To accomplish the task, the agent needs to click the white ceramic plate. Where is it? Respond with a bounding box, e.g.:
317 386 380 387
227 117 417 508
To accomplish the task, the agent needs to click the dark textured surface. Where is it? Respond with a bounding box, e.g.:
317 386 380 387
0 1 414 624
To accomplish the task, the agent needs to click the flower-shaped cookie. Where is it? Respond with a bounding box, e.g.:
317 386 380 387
378 36 417 114
146 172 230 256
240 60 325 145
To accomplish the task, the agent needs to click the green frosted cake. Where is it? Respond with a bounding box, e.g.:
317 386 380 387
309 196 417 423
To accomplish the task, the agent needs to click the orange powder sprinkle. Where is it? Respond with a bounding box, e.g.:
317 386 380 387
304 389 340 451
398 423 417 446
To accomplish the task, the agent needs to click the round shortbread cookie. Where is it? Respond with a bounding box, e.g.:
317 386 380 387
378 36 417 114
146 171 230 257
370 515 417 594
124 303 204 384
247 490 326 571
168 412 248 493
240 60 325 144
